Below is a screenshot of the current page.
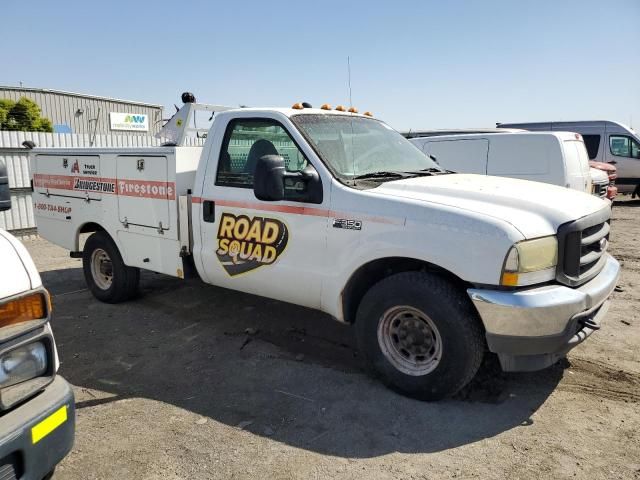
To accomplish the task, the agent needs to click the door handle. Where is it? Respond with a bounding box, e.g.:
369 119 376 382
203 200 215 223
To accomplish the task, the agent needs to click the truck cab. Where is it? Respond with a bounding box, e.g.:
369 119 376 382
0 160 75 479
30 99 620 400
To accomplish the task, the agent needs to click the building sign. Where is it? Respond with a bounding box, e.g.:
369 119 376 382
109 112 149 132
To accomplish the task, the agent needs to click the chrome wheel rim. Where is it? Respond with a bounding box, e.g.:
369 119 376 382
377 306 443 376
90 248 113 290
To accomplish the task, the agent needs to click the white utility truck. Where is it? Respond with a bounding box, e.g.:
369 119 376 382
29 97 620 400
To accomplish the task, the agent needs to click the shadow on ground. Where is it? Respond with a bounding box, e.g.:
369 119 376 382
614 198 640 207
42 266 564 458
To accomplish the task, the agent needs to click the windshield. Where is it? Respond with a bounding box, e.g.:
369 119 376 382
291 114 442 180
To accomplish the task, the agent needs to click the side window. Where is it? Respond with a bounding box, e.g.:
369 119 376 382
632 138 640 159
609 135 631 157
581 134 600 159
216 119 309 189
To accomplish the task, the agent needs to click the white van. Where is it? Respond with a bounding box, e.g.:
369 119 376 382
409 132 604 197
497 121 640 195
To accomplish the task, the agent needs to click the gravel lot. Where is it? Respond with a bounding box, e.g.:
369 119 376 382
24 198 639 480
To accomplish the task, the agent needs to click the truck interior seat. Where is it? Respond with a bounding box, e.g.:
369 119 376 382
245 139 278 174
219 151 231 172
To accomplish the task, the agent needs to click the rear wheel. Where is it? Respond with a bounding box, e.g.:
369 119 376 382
355 271 485 400
82 231 139 303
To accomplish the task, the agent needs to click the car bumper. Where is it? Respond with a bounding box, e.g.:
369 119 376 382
468 254 620 372
0 376 75 480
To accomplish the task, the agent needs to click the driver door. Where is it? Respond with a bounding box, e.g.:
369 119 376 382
607 134 640 185
197 116 329 309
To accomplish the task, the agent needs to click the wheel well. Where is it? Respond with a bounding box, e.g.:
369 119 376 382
76 222 106 250
341 257 468 324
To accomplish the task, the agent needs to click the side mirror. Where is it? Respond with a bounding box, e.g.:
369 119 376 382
254 155 286 201
0 160 10 212
253 155 323 204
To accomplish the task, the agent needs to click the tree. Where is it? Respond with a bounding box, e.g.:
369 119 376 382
0 99 12 127
0 97 53 132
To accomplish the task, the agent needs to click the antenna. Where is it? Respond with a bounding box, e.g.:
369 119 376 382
347 56 353 109
347 56 356 185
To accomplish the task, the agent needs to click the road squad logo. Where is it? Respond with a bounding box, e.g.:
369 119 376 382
216 213 288 276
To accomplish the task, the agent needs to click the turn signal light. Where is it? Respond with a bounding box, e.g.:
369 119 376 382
0 292 49 328
292 103 304 109
335 105 346 112
348 107 358 113
500 272 519 287
321 103 332 110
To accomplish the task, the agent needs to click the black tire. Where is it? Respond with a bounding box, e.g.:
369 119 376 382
82 231 140 303
42 469 55 480
355 271 485 401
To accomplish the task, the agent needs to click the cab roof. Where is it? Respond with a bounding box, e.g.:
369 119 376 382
221 107 372 119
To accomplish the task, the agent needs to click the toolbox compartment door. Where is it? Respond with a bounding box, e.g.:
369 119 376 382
34 154 103 200
116 155 172 231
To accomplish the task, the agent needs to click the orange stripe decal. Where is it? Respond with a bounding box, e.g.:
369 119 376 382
215 199 330 217
192 197 404 225
33 174 176 200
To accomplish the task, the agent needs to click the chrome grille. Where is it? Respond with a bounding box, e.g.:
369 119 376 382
579 222 609 274
0 454 21 480
557 209 611 287
592 181 608 199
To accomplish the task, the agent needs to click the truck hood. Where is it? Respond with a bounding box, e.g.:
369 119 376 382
374 174 609 238
0 229 41 298
589 160 616 173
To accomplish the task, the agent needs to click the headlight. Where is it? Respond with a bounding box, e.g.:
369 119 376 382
501 236 558 286
0 342 48 389
0 292 49 329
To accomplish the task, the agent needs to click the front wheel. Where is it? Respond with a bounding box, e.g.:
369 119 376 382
355 272 485 400
82 231 140 303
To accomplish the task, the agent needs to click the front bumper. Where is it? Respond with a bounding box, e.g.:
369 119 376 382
468 254 620 372
0 376 75 480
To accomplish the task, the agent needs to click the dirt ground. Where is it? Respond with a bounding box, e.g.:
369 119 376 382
23 198 639 480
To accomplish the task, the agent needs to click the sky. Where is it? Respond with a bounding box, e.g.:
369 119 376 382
2 0 639 131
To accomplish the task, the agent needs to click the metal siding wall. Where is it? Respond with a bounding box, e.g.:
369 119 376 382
0 192 35 231
0 88 163 136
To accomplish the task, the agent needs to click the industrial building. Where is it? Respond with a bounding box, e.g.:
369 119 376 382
0 86 166 234
0 85 164 136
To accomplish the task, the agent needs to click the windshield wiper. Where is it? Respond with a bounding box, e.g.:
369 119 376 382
403 168 451 176
353 171 408 180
